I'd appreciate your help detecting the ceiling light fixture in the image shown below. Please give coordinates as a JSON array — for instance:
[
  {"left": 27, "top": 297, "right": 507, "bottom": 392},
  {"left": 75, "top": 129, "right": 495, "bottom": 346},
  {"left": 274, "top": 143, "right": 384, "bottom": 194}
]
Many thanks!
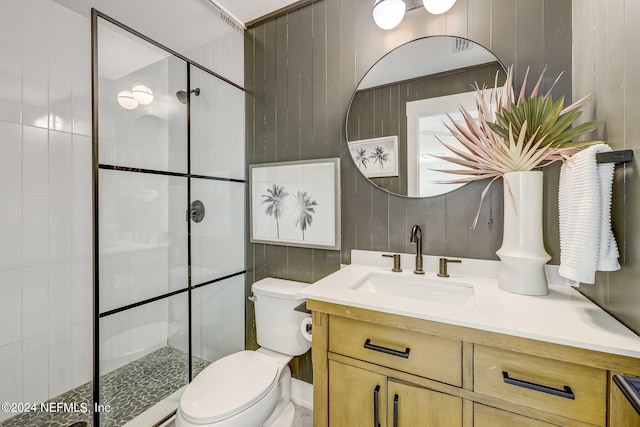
[{"left": 373, "top": 0, "right": 456, "bottom": 30}]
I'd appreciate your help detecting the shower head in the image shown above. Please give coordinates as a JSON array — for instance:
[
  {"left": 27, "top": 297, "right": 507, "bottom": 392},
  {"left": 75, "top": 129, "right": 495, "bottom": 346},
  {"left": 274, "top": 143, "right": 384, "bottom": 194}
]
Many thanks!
[
  {"left": 176, "top": 88, "right": 201, "bottom": 104},
  {"left": 176, "top": 90, "right": 188, "bottom": 104}
]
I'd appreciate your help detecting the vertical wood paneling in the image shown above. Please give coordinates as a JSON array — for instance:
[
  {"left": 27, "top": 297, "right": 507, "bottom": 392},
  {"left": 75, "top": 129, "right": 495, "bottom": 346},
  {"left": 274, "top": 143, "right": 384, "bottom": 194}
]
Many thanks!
[
  {"left": 424, "top": 197, "right": 447, "bottom": 255},
  {"left": 572, "top": 0, "right": 595, "bottom": 122},
  {"left": 371, "top": 187, "right": 390, "bottom": 252},
  {"left": 543, "top": 163, "right": 561, "bottom": 263},
  {"left": 264, "top": 21, "right": 278, "bottom": 162},
  {"left": 275, "top": 16, "right": 289, "bottom": 161},
  {"left": 354, "top": 179, "right": 373, "bottom": 250},
  {"left": 244, "top": 31, "right": 264, "bottom": 349},
  {"left": 544, "top": 0, "right": 572, "bottom": 100},
  {"left": 298, "top": 7, "right": 314, "bottom": 160},
  {"left": 245, "top": 0, "right": 575, "bottom": 380},
  {"left": 311, "top": 0, "right": 329, "bottom": 159},
  {"left": 491, "top": 0, "right": 516, "bottom": 70},
  {"left": 445, "top": 189, "right": 470, "bottom": 258},
  {"left": 445, "top": 0, "right": 468, "bottom": 37},
  {"left": 573, "top": 0, "right": 640, "bottom": 334},
  {"left": 287, "top": 246, "right": 314, "bottom": 283},
  {"left": 467, "top": 180, "right": 495, "bottom": 259},
  {"left": 488, "top": 183, "right": 504, "bottom": 256},
  {"left": 467, "top": 0, "right": 491, "bottom": 48},
  {"left": 388, "top": 194, "right": 408, "bottom": 253},
  {"left": 615, "top": 0, "right": 640, "bottom": 332},
  {"left": 515, "top": 0, "right": 545, "bottom": 84}
]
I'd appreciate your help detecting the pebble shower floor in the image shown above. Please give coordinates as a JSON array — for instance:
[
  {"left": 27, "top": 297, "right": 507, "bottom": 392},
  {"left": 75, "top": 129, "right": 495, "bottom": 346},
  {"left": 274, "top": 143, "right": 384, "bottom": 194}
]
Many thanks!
[{"left": 0, "top": 347, "right": 209, "bottom": 427}]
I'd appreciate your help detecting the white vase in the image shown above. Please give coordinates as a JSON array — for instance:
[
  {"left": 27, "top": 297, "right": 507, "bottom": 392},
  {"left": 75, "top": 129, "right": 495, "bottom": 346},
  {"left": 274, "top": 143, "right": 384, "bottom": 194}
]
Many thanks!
[{"left": 496, "top": 171, "right": 551, "bottom": 295}]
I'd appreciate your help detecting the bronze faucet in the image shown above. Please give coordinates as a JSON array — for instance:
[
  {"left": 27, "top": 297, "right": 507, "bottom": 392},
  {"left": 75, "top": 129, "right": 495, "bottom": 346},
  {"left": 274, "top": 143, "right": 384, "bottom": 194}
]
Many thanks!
[{"left": 410, "top": 225, "right": 424, "bottom": 275}]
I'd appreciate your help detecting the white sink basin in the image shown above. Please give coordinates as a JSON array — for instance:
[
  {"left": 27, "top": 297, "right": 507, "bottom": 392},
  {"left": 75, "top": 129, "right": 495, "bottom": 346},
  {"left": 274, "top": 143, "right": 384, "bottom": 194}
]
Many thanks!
[{"left": 349, "top": 273, "right": 475, "bottom": 306}]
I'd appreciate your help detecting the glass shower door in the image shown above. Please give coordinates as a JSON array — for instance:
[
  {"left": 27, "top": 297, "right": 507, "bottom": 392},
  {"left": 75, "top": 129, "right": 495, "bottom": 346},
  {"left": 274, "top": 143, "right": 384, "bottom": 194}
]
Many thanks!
[
  {"left": 94, "top": 11, "right": 246, "bottom": 426},
  {"left": 188, "top": 65, "right": 246, "bottom": 375},
  {"left": 95, "top": 15, "right": 190, "bottom": 426}
]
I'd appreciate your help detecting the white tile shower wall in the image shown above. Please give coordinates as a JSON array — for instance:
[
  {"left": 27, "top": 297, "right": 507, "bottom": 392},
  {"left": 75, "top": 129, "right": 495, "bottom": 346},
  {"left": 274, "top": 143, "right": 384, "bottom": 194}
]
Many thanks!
[
  {"left": 99, "top": 298, "right": 175, "bottom": 375},
  {"left": 173, "top": 274, "right": 245, "bottom": 362},
  {"left": 97, "top": 54, "right": 188, "bottom": 173},
  {"left": 98, "top": 170, "right": 188, "bottom": 314},
  {"left": 182, "top": 25, "right": 244, "bottom": 89},
  {"left": 0, "top": 0, "right": 92, "bottom": 417},
  {"left": 0, "top": 343, "right": 22, "bottom": 423},
  {"left": 0, "top": 0, "right": 244, "bottom": 414},
  {"left": 190, "top": 179, "right": 245, "bottom": 283},
  {"left": 190, "top": 68, "right": 245, "bottom": 180}
]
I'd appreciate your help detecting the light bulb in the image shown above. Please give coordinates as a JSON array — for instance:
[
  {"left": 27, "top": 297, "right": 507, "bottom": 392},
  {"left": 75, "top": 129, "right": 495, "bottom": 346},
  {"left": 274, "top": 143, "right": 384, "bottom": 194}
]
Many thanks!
[
  {"left": 422, "top": 0, "right": 456, "bottom": 14},
  {"left": 131, "top": 84, "right": 154, "bottom": 105},
  {"left": 117, "top": 90, "right": 138, "bottom": 110},
  {"left": 373, "top": 0, "right": 406, "bottom": 30}
]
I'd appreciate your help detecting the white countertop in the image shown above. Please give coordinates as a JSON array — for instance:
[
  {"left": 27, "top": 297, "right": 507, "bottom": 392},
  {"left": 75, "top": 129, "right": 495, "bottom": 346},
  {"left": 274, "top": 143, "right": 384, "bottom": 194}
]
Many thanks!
[{"left": 299, "top": 251, "right": 640, "bottom": 359}]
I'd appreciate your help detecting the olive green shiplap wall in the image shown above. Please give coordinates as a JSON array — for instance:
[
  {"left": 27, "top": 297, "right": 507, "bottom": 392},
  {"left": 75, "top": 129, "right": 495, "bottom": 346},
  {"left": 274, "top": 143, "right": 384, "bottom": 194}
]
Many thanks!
[
  {"left": 245, "top": 0, "right": 573, "bottom": 382},
  {"left": 573, "top": 0, "right": 640, "bottom": 335}
]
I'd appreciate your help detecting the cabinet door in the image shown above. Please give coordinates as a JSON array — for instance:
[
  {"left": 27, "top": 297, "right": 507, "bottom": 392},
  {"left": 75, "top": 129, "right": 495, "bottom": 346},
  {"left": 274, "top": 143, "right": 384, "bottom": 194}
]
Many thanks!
[
  {"left": 387, "top": 380, "right": 462, "bottom": 427},
  {"left": 329, "top": 360, "right": 387, "bottom": 427},
  {"left": 474, "top": 403, "right": 560, "bottom": 427}
]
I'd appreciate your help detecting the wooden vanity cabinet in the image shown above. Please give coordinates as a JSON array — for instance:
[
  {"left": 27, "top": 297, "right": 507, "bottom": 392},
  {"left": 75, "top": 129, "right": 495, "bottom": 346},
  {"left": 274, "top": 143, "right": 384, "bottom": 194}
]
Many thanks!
[
  {"left": 388, "top": 379, "right": 463, "bottom": 427},
  {"left": 328, "top": 360, "right": 387, "bottom": 427},
  {"left": 309, "top": 301, "right": 640, "bottom": 427},
  {"left": 473, "top": 404, "right": 560, "bottom": 426},
  {"left": 328, "top": 360, "right": 463, "bottom": 427}
]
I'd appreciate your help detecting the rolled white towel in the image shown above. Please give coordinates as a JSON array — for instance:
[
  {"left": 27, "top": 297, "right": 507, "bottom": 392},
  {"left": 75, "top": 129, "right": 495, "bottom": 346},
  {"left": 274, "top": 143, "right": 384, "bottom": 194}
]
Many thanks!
[{"left": 558, "top": 143, "right": 620, "bottom": 285}]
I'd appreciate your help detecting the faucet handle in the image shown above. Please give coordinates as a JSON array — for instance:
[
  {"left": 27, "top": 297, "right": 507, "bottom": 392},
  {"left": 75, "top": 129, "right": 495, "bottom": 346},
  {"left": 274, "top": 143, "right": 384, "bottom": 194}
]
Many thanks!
[
  {"left": 438, "top": 258, "right": 462, "bottom": 278},
  {"left": 382, "top": 254, "right": 402, "bottom": 272}
]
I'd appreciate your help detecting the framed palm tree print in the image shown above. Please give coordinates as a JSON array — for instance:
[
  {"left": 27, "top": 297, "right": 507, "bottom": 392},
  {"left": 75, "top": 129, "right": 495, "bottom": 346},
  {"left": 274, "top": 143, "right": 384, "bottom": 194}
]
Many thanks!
[
  {"left": 348, "top": 135, "right": 399, "bottom": 178},
  {"left": 250, "top": 158, "right": 341, "bottom": 250}
]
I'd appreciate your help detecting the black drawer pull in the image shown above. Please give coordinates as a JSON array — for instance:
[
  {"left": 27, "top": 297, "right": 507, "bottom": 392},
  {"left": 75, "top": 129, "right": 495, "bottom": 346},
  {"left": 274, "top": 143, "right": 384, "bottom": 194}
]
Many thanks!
[
  {"left": 364, "top": 338, "right": 411, "bottom": 358},
  {"left": 502, "top": 371, "right": 575, "bottom": 400},
  {"left": 393, "top": 393, "right": 399, "bottom": 427},
  {"left": 373, "top": 384, "right": 381, "bottom": 427}
]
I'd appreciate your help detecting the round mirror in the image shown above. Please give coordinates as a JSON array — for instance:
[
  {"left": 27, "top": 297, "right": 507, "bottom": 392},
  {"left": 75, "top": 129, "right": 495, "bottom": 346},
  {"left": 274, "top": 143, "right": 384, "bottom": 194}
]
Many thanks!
[{"left": 346, "top": 36, "right": 506, "bottom": 198}]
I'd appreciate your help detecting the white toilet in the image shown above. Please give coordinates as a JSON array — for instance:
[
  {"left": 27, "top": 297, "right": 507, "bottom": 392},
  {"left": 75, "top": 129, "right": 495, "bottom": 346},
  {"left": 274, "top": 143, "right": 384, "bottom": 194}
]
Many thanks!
[{"left": 176, "top": 278, "right": 312, "bottom": 427}]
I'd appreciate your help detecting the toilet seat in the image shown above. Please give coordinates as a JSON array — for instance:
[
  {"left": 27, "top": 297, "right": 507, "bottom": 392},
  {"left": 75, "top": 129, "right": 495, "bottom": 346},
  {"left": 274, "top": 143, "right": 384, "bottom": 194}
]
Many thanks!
[{"left": 179, "top": 351, "right": 279, "bottom": 424}]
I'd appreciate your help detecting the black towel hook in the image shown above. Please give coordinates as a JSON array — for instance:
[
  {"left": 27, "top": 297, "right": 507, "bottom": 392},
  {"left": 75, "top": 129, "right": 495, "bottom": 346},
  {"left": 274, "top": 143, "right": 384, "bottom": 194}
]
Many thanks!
[{"left": 596, "top": 149, "right": 634, "bottom": 164}]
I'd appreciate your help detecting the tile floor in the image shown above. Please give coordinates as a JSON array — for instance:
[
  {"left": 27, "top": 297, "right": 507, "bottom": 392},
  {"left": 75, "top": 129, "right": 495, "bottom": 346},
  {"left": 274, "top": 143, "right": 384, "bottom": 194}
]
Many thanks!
[
  {"left": 162, "top": 404, "right": 313, "bottom": 427},
  {"left": 1, "top": 346, "right": 312, "bottom": 427},
  {"left": 0, "top": 347, "right": 209, "bottom": 427}
]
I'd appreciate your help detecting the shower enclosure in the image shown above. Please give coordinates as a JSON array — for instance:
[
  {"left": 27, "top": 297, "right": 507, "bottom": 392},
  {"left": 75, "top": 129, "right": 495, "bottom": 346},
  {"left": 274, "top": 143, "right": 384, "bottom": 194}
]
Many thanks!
[{"left": 92, "top": 10, "right": 245, "bottom": 426}]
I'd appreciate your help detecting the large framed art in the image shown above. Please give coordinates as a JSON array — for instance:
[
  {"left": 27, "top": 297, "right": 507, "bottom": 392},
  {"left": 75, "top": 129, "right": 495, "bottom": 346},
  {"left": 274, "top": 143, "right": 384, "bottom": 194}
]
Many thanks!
[{"left": 250, "top": 158, "right": 341, "bottom": 250}]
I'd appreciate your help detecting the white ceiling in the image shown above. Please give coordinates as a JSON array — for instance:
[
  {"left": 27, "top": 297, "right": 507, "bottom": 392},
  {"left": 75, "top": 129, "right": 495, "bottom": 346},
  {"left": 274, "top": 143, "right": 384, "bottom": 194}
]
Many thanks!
[{"left": 212, "top": 0, "right": 301, "bottom": 25}]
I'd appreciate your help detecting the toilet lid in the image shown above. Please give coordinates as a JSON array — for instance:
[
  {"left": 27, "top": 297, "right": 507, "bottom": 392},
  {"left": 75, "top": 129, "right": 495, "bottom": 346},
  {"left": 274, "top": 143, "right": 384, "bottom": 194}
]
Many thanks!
[{"left": 179, "top": 351, "right": 279, "bottom": 424}]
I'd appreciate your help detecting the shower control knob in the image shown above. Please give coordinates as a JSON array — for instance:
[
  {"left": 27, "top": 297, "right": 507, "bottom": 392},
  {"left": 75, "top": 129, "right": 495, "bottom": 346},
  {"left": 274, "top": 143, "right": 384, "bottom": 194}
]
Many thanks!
[{"left": 188, "top": 200, "right": 205, "bottom": 223}]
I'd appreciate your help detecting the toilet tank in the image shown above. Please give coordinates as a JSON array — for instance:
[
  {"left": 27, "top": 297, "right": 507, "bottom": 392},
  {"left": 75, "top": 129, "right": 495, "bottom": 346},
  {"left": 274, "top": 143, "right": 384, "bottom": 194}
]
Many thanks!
[{"left": 252, "top": 278, "right": 311, "bottom": 356}]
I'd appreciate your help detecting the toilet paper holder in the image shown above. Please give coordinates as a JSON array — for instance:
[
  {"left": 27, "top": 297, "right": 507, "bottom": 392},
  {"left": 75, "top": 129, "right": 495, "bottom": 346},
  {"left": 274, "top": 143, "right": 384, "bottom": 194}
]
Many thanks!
[
  {"left": 294, "top": 301, "right": 311, "bottom": 314},
  {"left": 300, "top": 316, "right": 313, "bottom": 342}
]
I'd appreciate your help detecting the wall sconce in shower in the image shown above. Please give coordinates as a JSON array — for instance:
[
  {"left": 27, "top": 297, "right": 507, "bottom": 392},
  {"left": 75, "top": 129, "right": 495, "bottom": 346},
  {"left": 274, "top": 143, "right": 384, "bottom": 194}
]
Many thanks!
[
  {"left": 117, "top": 90, "right": 138, "bottom": 110},
  {"left": 131, "top": 84, "right": 154, "bottom": 105},
  {"left": 116, "top": 84, "right": 154, "bottom": 110},
  {"left": 373, "top": 0, "right": 456, "bottom": 30}
]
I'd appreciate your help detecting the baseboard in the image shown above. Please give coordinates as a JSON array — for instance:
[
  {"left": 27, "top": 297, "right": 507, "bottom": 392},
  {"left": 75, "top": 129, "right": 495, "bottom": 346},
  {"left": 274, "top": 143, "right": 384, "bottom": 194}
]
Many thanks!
[{"left": 290, "top": 378, "right": 313, "bottom": 410}]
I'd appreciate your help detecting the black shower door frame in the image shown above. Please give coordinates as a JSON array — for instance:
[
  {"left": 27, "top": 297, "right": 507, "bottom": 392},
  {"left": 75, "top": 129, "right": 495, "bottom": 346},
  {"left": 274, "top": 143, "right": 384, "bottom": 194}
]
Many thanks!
[{"left": 91, "top": 9, "right": 246, "bottom": 426}]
